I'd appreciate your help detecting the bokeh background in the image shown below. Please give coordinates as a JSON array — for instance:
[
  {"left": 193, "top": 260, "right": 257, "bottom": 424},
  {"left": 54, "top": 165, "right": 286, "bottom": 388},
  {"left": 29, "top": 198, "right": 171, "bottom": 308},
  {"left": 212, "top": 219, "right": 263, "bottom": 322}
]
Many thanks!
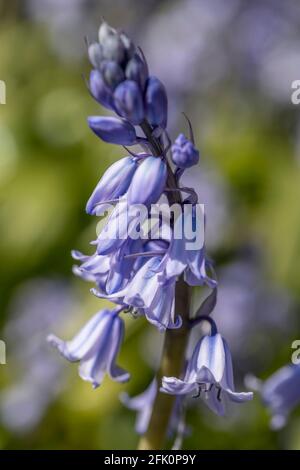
[{"left": 1, "top": 0, "right": 300, "bottom": 450}]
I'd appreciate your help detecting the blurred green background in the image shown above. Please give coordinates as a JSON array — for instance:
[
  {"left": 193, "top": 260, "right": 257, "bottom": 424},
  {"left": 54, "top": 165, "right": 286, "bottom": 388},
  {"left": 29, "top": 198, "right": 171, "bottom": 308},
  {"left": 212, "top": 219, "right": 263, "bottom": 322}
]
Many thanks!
[{"left": 0, "top": 0, "right": 300, "bottom": 450}]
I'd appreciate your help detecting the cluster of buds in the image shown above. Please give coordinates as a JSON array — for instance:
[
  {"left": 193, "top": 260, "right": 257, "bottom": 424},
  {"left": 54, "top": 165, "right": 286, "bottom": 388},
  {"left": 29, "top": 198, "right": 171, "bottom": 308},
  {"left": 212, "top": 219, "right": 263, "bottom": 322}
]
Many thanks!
[{"left": 88, "top": 22, "right": 167, "bottom": 135}]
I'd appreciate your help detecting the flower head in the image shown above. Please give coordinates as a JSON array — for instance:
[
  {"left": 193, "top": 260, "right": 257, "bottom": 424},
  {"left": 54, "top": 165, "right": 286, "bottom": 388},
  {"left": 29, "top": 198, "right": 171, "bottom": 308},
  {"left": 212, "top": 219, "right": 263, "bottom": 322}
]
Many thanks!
[{"left": 48, "top": 19, "right": 248, "bottom": 445}]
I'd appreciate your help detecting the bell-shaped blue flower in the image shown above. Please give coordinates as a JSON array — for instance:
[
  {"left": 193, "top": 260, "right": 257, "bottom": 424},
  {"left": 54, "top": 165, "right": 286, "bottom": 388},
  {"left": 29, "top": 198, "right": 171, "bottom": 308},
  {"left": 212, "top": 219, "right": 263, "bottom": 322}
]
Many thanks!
[
  {"left": 86, "top": 157, "right": 138, "bottom": 215},
  {"left": 120, "top": 379, "right": 157, "bottom": 434},
  {"left": 105, "top": 238, "right": 143, "bottom": 295},
  {"left": 95, "top": 198, "right": 148, "bottom": 256},
  {"left": 246, "top": 365, "right": 300, "bottom": 430},
  {"left": 123, "top": 256, "right": 181, "bottom": 331},
  {"left": 161, "top": 330, "right": 253, "bottom": 415},
  {"left": 144, "top": 76, "right": 168, "bottom": 128},
  {"left": 171, "top": 134, "right": 199, "bottom": 169},
  {"left": 157, "top": 205, "right": 216, "bottom": 288},
  {"left": 89, "top": 70, "right": 115, "bottom": 110},
  {"left": 88, "top": 116, "right": 137, "bottom": 145},
  {"left": 127, "top": 157, "right": 167, "bottom": 207},
  {"left": 114, "top": 80, "right": 145, "bottom": 125},
  {"left": 47, "top": 308, "right": 129, "bottom": 388}
]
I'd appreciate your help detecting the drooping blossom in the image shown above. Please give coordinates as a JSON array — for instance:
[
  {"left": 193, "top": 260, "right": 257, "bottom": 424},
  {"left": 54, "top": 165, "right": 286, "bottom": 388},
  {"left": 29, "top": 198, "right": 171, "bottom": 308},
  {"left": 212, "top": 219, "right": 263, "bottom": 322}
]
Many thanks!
[
  {"left": 246, "top": 365, "right": 300, "bottom": 430},
  {"left": 48, "top": 308, "right": 129, "bottom": 388},
  {"left": 162, "top": 321, "right": 253, "bottom": 415}
]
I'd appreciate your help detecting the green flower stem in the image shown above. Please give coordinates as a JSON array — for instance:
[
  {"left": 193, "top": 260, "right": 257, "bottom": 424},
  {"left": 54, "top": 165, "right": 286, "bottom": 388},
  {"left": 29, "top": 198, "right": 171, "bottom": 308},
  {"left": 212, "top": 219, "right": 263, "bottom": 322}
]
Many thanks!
[{"left": 138, "top": 278, "right": 191, "bottom": 450}]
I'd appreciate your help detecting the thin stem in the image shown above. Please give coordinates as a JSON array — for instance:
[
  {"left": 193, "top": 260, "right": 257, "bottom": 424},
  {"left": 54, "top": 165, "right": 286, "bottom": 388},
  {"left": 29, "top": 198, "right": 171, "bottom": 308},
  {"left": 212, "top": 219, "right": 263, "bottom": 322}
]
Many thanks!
[
  {"left": 138, "top": 279, "right": 190, "bottom": 450},
  {"left": 137, "top": 120, "right": 191, "bottom": 450},
  {"left": 189, "top": 315, "right": 218, "bottom": 335}
]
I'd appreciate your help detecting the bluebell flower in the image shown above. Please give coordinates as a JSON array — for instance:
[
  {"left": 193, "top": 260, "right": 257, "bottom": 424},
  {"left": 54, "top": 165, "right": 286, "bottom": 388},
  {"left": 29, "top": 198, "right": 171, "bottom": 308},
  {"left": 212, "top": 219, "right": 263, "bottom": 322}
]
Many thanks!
[
  {"left": 95, "top": 198, "right": 148, "bottom": 256},
  {"left": 122, "top": 256, "right": 181, "bottom": 331},
  {"left": 86, "top": 157, "right": 138, "bottom": 215},
  {"left": 90, "top": 255, "right": 181, "bottom": 332},
  {"left": 127, "top": 156, "right": 167, "bottom": 207},
  {"left": 157, "top": 205, "right": 216, "bottom": 288},
  {"left": 48, "top": 309, "right": 129, "bottom": 388},
  {"left": 246, "top": 365, "right": 300, "bottom": 430},
  {"left": 120, "top": 379, "right": 157, "bottom": 434},
  {"left": 162, "top": 330, "right": 253, "bottom": 415},
  {"left": 171, "top": 134, "right": 199, "bottom": 169},
  {"left": 49, "top": 20, "right": 242, "bottom": 443},
  {"left": 105, "top": 238, "right": 144, "bottom": 295},
  {"left": 145, "top": 76, "right": 168, "bottom": 128},
  {"left": 114, "top": 80, "right": 144, "bottom": 125},
  {"left": 88, "top": 116, "right": 137, "bottom": 145}
]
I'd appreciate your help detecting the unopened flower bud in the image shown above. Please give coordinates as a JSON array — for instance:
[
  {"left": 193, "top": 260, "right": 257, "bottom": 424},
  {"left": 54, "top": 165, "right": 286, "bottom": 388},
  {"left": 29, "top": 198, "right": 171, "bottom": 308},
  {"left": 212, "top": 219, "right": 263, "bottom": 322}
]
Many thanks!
[
  {"left": 144, "top": 76, "right": 168, "bottom": 128},
  {"left": 127, "top": 156, "right": 167, "bottom": 206},
  {"left": 98, "top": 22, "right": 117, "bottom": 45},
  {"left": 171, "top": 134, "right": 199, "bottom": 168},
  {"left": 88, "top": 116, "right": 137, "bottom": 145},
  {"left": 89, "top": 69, "right": 114, "bottom": 110},
  {"left": 102, "top": 34, "right": 126, "bottom": 64},
  {"left": 125, "top": 54, "right": 148, "bottom": 90},
  {"left": 86, "top": 157, "right": 138, "bottom": 215},
  {"left": 114, "top": 80, "right": 144, "bottom": 125},
  {"left": 101, "top": 60, "right": 125, "bottom": 89},
  {"left": 88, "top": 42, "right": 103, "bottom": 69}
]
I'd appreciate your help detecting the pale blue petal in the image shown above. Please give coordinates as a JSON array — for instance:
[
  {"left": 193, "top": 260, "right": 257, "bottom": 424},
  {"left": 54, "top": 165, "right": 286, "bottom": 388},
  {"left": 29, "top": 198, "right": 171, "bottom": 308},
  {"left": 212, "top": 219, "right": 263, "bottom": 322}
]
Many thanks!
[
  {"left": 225, "top": 389, "right": 253, "bottom": 403},
  {"left": 86, "top": 157, "right": 137, "bottom": 215},
  {"left": 47, "top": 310, "right": 112, "bottom": 362},
  {"left": 107, "top": 317, "right": 130, "bottom": 383},
  {"left": 196, "top": 334, "right": 225, "bottom": 384},
  {"left": 202, "top": 387, "right": 225, "bottom": 416},
  {"left": 161, "top": 377, "right": 196, "bottom": 395}
]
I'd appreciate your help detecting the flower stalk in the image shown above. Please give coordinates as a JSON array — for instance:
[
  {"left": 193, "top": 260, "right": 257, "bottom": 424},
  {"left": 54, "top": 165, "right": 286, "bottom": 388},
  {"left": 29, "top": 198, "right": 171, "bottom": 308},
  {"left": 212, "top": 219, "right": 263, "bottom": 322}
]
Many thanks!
[
  {"left": 48, "top": 21, "right": 253, "bottom": 451},
  {"left": 138, "top": 278, "right": 191, "bottom": 450}
]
